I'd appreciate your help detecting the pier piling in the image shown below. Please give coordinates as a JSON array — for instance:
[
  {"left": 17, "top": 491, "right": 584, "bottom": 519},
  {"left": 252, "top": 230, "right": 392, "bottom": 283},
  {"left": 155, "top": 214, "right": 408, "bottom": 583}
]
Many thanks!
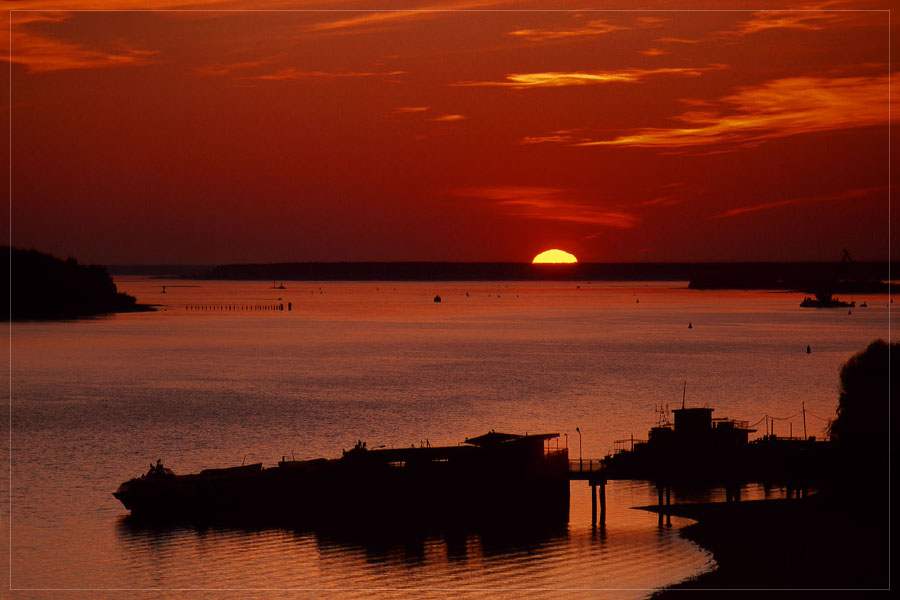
[
  {"left": 657, "top": 483, "right": 665, "bottom": 528},
  {"left": 599, "top": 480, "right": 606, "bottom": 524}
]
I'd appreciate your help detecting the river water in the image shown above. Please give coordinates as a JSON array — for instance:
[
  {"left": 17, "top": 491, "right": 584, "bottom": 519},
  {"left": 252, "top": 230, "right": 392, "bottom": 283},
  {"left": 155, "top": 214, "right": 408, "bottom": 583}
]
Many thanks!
[{"left": 2, "top": 279, "right": 890, "bottom": 597}]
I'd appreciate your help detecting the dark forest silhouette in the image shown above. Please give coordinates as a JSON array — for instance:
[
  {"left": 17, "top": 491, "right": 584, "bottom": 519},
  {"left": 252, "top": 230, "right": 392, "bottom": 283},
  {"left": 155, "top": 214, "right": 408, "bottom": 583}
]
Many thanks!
[
  {"left": 4, "top": 247, "right": 152, "bottom": 319},
  {"left": 827, "top": 339, "right": 895, "bottom": 497}
]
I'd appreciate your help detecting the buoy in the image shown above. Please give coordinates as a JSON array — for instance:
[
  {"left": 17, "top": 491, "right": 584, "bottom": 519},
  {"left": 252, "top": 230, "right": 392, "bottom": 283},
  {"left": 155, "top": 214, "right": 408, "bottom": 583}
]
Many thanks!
[
  {"left": 806, "top": 345, "right": 811, "bottom": 354},
  {"left": 848, "top": 309, "right": 852, "bottom": 315},
  {"left": 434, "top": 295, "right": 442, "bottom": 303},
  {"left": 688, "top": 321, "right": 693, "bottom": 329}
]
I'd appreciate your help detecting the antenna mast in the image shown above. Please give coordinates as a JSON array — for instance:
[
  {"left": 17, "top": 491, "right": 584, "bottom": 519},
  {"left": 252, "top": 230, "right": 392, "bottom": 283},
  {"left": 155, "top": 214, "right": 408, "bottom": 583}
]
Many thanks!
[{"left": 802, "top": 402, "right": 808, "bottom": 439}]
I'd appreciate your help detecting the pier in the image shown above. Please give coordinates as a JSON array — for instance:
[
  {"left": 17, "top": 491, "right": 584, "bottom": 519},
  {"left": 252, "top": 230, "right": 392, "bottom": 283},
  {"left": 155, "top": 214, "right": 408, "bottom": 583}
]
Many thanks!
[
  {"left": 185, "top": 303, "right": 288, "bottom": 311},
  {"left": 568, "top": 460, "right": 607, "bottom": 526},
  {"left": 566, "top": 406, "right": 831, "bottom": 528}
]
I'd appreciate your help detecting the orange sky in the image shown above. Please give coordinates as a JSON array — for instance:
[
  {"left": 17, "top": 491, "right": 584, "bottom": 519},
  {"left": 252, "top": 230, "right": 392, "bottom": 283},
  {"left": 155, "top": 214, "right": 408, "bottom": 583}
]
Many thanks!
[{"left": 3, "top": 1, "right": 897, "bottom": 263}]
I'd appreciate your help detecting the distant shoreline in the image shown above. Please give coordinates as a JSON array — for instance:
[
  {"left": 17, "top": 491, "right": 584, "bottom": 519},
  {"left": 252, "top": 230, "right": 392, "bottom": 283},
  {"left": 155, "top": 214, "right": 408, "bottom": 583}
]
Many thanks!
[{"left": 109, "top": 261, "right": 892, "bottom": 290}]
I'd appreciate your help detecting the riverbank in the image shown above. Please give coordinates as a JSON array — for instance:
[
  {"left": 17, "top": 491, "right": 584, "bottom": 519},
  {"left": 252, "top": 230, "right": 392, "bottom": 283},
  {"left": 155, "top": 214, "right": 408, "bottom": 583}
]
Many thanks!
[
  {"left": 5, "top": 247, "right": 154, "bottom": 319},
  {"left": 645, "top": 493, "right": 889, "bottom": 597}
]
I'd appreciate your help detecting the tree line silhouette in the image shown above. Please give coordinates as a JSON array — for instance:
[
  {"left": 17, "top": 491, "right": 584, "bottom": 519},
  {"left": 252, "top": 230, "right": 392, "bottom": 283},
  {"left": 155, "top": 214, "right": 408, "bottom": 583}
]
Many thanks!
[{"left": 4, "top": 247, "right": 151, "bottom": 320}]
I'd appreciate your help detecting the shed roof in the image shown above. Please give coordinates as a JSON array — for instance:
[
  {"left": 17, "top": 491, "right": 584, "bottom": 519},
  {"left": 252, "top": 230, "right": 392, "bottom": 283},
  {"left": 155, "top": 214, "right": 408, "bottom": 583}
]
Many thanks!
[{"left": 463, "top": 431, "right": 559, "bottom": 446}]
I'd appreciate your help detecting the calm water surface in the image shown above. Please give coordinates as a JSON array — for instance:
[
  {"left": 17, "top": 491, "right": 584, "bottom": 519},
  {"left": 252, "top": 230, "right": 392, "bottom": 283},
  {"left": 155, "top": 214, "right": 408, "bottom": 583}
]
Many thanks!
[{"left": 1, "top": 280, "right": 890, "bottom": 597}]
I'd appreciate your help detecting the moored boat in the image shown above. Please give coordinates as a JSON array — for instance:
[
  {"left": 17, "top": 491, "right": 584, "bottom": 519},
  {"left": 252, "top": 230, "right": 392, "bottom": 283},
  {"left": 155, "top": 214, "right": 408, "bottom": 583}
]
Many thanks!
[{"left": 113, "top": 432, "right": 569, "bottom": 526}]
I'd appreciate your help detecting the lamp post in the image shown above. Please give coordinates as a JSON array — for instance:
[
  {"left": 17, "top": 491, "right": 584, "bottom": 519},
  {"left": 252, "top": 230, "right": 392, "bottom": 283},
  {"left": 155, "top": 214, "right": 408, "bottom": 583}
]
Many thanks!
[{"left": 576, "top": 427, "right": 582, "bottom": 471}]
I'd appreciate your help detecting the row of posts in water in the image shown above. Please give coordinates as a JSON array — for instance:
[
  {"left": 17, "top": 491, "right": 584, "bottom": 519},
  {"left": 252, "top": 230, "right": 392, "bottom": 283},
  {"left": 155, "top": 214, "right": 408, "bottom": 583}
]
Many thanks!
[
  {"left": 185, "top": 303, "right": 291, "bottom": 311},
  {"left": 586, "top": 478, "right": 810, "bottom": 529}
]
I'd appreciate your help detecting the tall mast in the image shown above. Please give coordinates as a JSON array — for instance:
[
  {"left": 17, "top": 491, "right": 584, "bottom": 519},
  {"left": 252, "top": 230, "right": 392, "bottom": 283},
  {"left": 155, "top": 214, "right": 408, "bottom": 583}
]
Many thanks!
[{"left": 802, "top": 402, "right": 808, "bottom": 439}]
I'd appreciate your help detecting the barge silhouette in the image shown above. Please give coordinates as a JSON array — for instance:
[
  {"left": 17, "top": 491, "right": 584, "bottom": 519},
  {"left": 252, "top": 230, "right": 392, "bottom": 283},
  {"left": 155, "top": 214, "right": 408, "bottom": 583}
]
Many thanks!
[{"left": 114, "top": 431, "right": 569, "bottom": 525}]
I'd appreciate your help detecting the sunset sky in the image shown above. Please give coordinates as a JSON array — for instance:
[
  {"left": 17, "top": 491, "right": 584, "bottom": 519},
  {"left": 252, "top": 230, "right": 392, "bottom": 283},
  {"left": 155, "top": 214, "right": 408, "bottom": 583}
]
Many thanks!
[{"left": 3, "top": 1, "right": 897, "bottom": 264}]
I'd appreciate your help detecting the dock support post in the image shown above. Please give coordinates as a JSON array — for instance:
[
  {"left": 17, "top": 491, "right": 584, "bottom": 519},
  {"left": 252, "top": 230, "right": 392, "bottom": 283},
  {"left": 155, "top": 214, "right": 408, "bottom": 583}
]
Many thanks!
[
  {"left": 657, "top": 483, "right": 664, "bottom": 528},
  {"left": 599, "top": 480, "right": 606, "bottom": 525},
  {"left": 665, "top": 485, "right": 672, "bottom": 527},
  {"left": 591, "top": 483, "right": 597, "bottom": 526}
]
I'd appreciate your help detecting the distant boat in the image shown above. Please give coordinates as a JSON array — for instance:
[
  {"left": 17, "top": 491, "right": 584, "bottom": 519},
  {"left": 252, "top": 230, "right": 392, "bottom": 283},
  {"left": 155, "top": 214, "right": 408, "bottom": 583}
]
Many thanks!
[
  {"left": 800, "top": 294, "right": 854, "bottom": 308},
  {"left": 799, "top": 250, "right": 856, "bottom": 308},
  {"left": 434, "top": 295, "right": 442, "bottom": 303},
  {"left": 860, "top": 301, "right": 868, "bottom": 307},
  {"left": 271, "top": 281, "right": 286, "bottom": 290}
]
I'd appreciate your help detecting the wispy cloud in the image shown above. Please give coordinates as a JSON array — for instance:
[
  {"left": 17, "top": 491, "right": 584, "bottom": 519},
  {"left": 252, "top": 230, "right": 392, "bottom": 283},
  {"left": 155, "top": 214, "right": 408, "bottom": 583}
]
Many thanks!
[
  {"left": 10, "top": 13, "right": 71, "bottom": 26},
  {"left": 12, "top": 37, "right": 157, "bottom": 73},
  {"left": 305, "top": 10, "right": 428, "bottom": 33},
  {"left": 245, "top": 68, "right": 405, "bottom": 81},
  {"left": 195, "top": 60, "right": 268, "bottom": 77},
  {"left": 574, "top": 75, "right": 893, "bottom": 149},
  {"left": 640, "top": 48, "right": 669, "bottom": 57},
  {"left": 431, "top": 113, "right": 466, "bottom": 122},
  {"left": 656, "top": 37, "right": 701, "bottom": 44},
  {"left": 508, "top": 19, "right": 626, "bottom": 42},
  {"left": 521, "top": 130, "right": 591, "bottom": 145},
  {"left": 638, "top": 195, "right": 684, "bottom": 208},
  {"left": 636, "top": 16, "right": 668, "bottom": 28},
  {"left": 302, "top": 0, "right": 496, "bottom": 35},
  {"left": 394, "top": 106, "right": 430, "bottom": 113},
  {"left": 678, "top": 98, "right": 715, "bottom": 107},
  {"left": 197, "top": 59, "right": 405, "bottom": 82},
  {"left": 721, "top": 7, "right": 852, "bottom": 37},
  {"left": 710, "top": 186, "right": 886, "bottom": 219},
  {"left": 10, "top": 15, "right": 157, "bottom": 73},
  {"left": 454, "top": 65, "right": 725, "bottom": 89},
  {"left": 453, "top": 186, "right": 638, "bottom": 228}
]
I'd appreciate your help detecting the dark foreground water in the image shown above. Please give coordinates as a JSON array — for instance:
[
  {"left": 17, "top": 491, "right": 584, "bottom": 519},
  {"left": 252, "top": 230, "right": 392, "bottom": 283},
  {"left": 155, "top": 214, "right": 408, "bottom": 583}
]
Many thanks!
[{"left": 2, "top": 280, "right": 889, "bottom": 597}]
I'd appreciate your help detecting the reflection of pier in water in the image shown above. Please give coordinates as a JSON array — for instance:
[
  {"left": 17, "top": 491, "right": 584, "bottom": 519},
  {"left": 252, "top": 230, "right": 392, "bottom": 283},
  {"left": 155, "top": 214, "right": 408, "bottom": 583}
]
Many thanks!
[
  {"left": 111, "top": 477, "right": 717, "bottom": 594},
  {"left": 116, "top": 513, "right": 570, "bottom": 568}
]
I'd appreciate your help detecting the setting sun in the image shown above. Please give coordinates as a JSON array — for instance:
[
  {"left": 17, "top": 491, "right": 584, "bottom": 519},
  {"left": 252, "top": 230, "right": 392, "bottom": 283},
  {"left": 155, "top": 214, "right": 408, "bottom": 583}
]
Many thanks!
[{"left": 532, "top": 249, "right": 578, "bottom": 264}]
